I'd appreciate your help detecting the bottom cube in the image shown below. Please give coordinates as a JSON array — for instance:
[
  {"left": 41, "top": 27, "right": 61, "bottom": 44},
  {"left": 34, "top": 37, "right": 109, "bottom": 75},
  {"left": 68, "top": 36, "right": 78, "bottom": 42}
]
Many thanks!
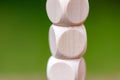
[{"left": 47, "top": 57, "right": 86, "bottom": 80}]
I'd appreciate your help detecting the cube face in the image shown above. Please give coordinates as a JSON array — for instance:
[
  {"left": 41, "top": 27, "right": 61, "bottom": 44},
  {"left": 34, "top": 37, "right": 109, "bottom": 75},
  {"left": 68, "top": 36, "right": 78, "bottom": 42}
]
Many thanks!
[
  {"left": 46, "top": 0, "right": 89, "bottom": 26},
  {"left": 49, "top": 24, "right": 87, "bottom": 59},
  {"left": 46, "top": 0, "right": 63, "bottom": 23},
  {"left": 47, "top": 57, "right": 86, "bottom": 80},
  {"left": 67, "top": 0, "right": 89, "bottom": 24},
  {"left": 48, "top": 63, "right": 75, "bottom": 80},
  {"left": 78, "top": 58, "right": 86, "bottom": 80}
]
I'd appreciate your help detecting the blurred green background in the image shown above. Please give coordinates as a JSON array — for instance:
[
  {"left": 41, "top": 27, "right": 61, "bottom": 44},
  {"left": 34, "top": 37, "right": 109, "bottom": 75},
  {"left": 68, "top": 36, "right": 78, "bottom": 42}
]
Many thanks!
[{"left": 0, "top": 0, "right": 120, "bottom": 79}]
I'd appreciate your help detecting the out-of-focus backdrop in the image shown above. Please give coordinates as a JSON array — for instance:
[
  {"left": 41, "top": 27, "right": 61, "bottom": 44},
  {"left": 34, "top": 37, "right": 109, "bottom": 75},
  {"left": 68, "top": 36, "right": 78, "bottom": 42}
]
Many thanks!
[{"left": 0, "top": 0, "right": 120, "bottom": 80}]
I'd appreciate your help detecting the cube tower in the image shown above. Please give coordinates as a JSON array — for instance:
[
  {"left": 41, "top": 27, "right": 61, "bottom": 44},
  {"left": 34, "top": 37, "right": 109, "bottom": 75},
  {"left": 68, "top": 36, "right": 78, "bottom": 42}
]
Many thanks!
[{"left": 46, "top": 0, "right": 89, "bottom": 80}]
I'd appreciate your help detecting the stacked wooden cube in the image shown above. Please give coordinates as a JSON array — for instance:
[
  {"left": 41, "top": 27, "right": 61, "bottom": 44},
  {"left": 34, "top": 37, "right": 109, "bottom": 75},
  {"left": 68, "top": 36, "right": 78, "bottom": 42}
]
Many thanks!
[{"left": 46, "top": 0, "right": 89, "bottom": 80}]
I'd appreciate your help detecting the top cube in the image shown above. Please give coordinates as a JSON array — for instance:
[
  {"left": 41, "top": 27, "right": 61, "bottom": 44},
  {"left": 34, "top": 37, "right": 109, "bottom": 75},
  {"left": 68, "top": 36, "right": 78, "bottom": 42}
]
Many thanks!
[{"left": 46, "top": 0, "right": 89, "bottom": 26}]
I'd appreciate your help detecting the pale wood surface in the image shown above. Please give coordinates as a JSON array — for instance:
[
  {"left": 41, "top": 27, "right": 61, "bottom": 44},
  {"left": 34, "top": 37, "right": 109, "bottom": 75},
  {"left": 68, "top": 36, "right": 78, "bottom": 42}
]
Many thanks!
[
  {"left": 49, "top": 24, "right": 87, "bottom": 59},
  {"left": 47, "top": 56, "right": 86, "bottom": 80},
  {"left": 78, "top": 58, "right": 86, "bottom": 80},
  {"left": 46, "top": 0, "right": 89, "bottom": 26}
]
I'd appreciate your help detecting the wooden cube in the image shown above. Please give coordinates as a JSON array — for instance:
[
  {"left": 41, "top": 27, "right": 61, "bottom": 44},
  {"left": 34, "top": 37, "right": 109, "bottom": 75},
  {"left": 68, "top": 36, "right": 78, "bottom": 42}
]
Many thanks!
[
  {"left": 47, "top": 56, "right": 86, "bottom": 80},
  {"left": 46, "top": 0, "right": 89, "bottom": 26},
  {"left": 49, "top": 24, "right": 87, "bottom": 59}
]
